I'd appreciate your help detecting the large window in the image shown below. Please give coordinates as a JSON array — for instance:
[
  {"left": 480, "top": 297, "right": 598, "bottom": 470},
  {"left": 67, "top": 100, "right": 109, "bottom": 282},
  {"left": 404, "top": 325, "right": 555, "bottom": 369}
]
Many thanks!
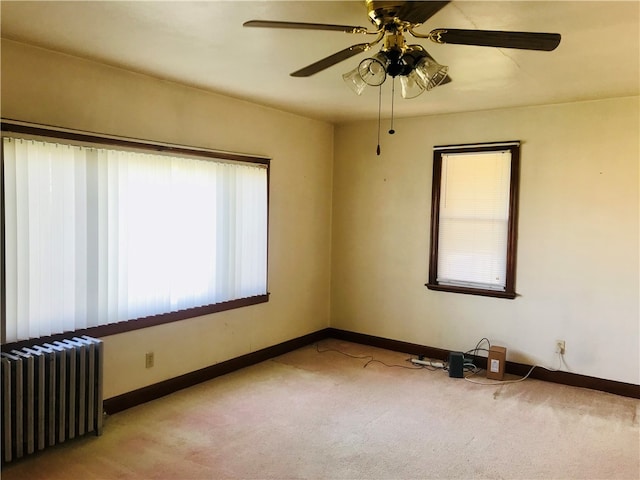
[
  {"left": 427, "top": 141, "right": 520, "bottom": 298},
  {"left": 2, "top": 122, "right": 269, "bottom": 344}
]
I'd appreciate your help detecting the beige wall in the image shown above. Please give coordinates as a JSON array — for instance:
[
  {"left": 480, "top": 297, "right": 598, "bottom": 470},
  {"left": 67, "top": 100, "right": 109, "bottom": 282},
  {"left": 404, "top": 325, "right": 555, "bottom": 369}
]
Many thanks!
[
  {"left": 3, "top": 39, "right": 639, "bottom": 392},
  {"left": 332, "top": 97, "right": 640, "bottom": 385},
  {"left": 1, "top": 40, "right": 334, "bottom": 398}
]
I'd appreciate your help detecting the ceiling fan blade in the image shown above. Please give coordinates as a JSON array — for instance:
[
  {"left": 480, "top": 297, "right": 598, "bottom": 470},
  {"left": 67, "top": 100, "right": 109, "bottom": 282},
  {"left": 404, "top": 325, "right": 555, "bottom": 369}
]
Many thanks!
[
  {"left": 243, "top": 20, "right": 369, "bottom": 34},
  {"left": 397, "top": 1, "right": 451, "bottom": 25},
  {"left": 291, "top": 43, "right": 370, "bottom": 77},
  {"left": 431, "top": 29, "right": 561, "bottom": 51}
]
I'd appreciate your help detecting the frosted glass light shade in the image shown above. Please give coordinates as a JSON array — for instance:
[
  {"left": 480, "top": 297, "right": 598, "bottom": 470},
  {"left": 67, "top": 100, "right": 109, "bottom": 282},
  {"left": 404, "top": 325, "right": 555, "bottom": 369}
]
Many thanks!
[
  {"left": 414, "top": 56, "right": 449, "bottom": 90},
  {"left": 358, "top": 53, "right": 387, "bottom": 86},
  {"left": 343, "top": 53, "right": 388, "bottom": 95},
  {"left": 400, "top": 72, "right": 426, "bottom": 98},
  {"left": 342, "top": 67, "right": 368, "bottom": 95}
]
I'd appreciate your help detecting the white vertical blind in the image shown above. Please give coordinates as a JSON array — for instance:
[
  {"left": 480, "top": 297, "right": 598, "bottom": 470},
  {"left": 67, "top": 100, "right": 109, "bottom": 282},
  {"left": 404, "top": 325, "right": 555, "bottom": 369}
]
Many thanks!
[
  {"left": 437, "top": 150, "right": 511, "bottom": 290},
  {"left": 3, "top": 137, "right": 268, "bottom": 343}
]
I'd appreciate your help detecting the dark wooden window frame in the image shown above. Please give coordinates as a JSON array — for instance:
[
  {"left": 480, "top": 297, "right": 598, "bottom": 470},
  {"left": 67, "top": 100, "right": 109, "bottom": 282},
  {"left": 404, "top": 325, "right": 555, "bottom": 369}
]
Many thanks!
[
  {"left": 1, "top": 119, "right": 270, "bottom": 349},
  {"left": 426, "top": 141, "right": 520, "bottom": 299}
]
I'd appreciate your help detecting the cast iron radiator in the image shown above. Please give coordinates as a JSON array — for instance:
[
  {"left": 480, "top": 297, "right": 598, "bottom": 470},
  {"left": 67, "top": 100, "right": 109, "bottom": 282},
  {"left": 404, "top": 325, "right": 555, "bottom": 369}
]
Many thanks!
[{"left": 1, "top": 335, "right": 104, "bottom": 463}]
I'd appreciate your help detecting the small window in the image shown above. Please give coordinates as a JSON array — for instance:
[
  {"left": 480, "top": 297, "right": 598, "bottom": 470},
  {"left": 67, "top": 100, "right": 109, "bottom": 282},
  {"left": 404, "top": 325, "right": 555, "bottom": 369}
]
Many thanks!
[{"left": 427, "top": 141, "right": 520, "bottom": 298}]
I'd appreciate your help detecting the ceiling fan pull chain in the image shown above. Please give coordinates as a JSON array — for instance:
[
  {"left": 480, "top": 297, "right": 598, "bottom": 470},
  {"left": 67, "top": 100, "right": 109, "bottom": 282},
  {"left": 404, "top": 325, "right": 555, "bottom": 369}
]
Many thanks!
[
  {"left": 389, "top": 78, "right": 396, "bottom": 135},
  {"left": 376, "top": 84, "right": 382, "bottom": 156}
]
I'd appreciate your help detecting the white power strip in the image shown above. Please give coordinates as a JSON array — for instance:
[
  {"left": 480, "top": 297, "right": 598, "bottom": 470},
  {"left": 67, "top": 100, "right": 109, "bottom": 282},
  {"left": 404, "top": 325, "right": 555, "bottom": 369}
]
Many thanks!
[{"left": 411, "top": 358, "right": 445, "bottom": 369}]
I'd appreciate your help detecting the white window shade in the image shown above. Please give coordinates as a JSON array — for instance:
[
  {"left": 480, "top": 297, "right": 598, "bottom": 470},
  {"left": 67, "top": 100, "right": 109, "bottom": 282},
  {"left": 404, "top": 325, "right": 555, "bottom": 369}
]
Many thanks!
[
  {"left": 436, "top": 150, "right": 512, "bottom": 291},
  {"left": 3, "top": 137, "right": 268, "bottom": 343}
]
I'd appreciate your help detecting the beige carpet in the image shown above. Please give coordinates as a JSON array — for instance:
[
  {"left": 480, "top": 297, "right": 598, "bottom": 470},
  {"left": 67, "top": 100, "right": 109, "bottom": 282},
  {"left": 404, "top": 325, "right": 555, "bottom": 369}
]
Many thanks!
[{"left": 2, "top": 339, "right": 639, "bottom": 479}]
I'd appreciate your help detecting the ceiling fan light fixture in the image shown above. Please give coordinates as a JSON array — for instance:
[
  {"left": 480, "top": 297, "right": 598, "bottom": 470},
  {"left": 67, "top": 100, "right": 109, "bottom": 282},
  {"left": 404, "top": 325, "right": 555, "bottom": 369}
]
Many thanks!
[
  {"left": 343, "top": 52, "right": 388, "bottom": 95},
  {"left": 413, "top": 56, "right": 449, "bottom": 90},
  {"left": 400, "top": 72, "right": 426, "bottom": 99},
  {"left": 358, "top": 53, "right": 388, "bottom": 86},
  {"left": 342, "top": 66, "right": 369, "bottom": 95}
]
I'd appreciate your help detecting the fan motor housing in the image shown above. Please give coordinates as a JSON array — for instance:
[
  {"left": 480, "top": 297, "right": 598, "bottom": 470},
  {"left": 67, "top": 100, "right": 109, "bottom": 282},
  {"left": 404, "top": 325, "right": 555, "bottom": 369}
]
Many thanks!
[{"left": 366, "top": 0, "right": 408, "bottom": 27}]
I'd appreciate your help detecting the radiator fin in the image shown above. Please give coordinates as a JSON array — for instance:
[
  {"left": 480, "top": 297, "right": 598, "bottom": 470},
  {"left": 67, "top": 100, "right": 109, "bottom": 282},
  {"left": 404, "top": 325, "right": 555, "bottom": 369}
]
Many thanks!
[{"left": 1, "top": 336, "right": 104, "bottom": 463}]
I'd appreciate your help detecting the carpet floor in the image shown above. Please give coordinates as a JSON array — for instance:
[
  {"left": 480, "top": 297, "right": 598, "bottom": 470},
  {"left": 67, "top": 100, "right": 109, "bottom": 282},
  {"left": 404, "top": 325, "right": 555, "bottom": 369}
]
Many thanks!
[{"left": 2, "top": 339, "right": 639, "bottom": 479}]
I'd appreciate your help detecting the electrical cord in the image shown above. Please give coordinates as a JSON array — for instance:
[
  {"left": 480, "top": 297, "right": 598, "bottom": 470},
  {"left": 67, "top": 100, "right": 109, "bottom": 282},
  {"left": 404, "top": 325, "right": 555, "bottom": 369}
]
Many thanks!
[
  {"left": 465, "top": 337, "right": 491, "bottom": 365},
  {"left": 470, "top": 337, "right": 491, "bottom": 353},
  {"left": 315, "top": 337, "right": 567, "bottom": 385},
  {"left": 364, "top": 358, "right": 424, "bottom": 370},
  {"left": 315, "top": 343, "right": 373, "bottom": 362},
  {"left": 411, "top": 356, "right": 446, "bottom": 371},
  {"left": 315, "top": 343, "right": 425, "bottom": 370},
  {"left": 463, "top": 346, "right": 566, "bottom": 385},
  {"left": 421, "top": 360, "right": 446, "bottom": 371},
  {"left": 465, "top": 363, "right": 546, "bottom": 385}
]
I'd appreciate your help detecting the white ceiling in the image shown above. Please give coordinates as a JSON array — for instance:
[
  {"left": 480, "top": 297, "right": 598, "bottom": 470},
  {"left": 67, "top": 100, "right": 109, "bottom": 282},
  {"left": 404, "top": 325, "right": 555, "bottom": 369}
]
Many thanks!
[{"left": 1, "top": 1, "right": 638, "bottom": 123}]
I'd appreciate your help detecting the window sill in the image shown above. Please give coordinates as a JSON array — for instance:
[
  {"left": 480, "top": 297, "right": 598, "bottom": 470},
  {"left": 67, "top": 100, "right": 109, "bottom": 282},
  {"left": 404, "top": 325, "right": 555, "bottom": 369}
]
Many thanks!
[
  {"left": 425, "top": 283, "right": 517, "bottom": 299},
  {"left": 1, "top": 294, "right": 269, "bottom": 351}
]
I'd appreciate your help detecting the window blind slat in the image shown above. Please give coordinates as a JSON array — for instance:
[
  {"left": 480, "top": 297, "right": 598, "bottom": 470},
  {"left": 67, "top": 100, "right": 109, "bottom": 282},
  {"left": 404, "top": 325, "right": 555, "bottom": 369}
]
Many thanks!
[
  {"left": 3, "top": 136, "right": 268, "bottom": 343},
  {"left": 437, "top": 151, "right": 511, "bottom": 290}
]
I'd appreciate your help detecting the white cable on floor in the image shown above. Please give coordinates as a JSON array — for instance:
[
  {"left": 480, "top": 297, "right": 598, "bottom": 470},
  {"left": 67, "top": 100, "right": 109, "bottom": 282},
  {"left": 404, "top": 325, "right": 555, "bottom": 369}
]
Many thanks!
[{"left": 464, "top": 352, "right": 566, "bottom": 385}]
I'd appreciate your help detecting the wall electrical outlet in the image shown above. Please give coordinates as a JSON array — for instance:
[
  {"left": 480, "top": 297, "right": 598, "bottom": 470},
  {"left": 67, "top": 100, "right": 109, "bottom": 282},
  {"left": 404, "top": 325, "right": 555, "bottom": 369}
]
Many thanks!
[
  {"left": 555, "top": 340, "right": 565, "bottom": 355},
  {"left": 145, "top": 352, "right": 154, "bottom": 368}
]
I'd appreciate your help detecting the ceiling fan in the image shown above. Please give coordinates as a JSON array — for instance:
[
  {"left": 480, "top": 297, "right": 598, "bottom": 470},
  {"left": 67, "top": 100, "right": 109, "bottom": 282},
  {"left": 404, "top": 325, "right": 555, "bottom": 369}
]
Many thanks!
[{"left": 244, "top": 0, "right": 561, "bottom": 98}]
